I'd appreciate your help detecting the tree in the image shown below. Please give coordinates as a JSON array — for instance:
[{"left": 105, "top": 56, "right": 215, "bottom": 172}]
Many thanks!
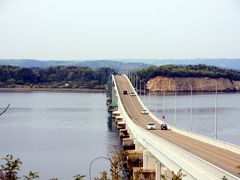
[
  {"left": 0, "top": 154, "right": 22, "bottom": 179},
  {"left": 0, "top": 65, "right": 116, "bottom": 89},
  {"left": 17, "top": 68, "right": 36, "bottom": 83}
]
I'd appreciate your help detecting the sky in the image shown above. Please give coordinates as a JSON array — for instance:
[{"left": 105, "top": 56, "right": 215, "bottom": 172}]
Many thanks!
[{"left": 0, "top": 0, "right": 240, "bottom": 60}]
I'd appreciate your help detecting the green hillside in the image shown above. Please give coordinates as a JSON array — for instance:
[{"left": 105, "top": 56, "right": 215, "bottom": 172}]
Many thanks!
[{"left": 136, "top": 64, "right": 240, "bottom": 81}]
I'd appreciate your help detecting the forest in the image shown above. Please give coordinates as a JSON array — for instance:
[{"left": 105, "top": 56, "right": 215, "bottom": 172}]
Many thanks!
[
  {"left": 1, "top": 64, "right": 240, "bottom": 89},
  {"left": 0, "top": 65, "right": 115, "bottom": 89},
  {"left": 136, "top": 64, "right": 240, "bottom": 81}
]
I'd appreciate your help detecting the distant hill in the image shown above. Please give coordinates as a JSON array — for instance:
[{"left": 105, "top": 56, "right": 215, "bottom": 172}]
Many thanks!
[
  {"left": 0, "top": 59, "right": 67, "bottom": 68},
  {"left": 0, "top": 59, "right": 149, "bottom": 72},
  {"left": 123, "top": 59, "right": 240, "bottom": 70},
  {"left": 0, "top": 59, "right": 239, "bottom": 71}
]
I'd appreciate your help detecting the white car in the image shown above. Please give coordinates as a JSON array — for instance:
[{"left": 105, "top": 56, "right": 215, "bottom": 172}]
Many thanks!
[
  {"left": 141, "top": 109, "right": 149, "bottom": 114},
  {"left": 147, "top": 123, "right": 156, "bottom": 130},
  {"left": 130, "top": 92, "right": 136, "bottom": 96}
]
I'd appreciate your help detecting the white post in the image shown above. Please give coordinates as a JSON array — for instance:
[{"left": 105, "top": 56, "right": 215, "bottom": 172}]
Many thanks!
[
  {"left": 139, "top": 79, "right": 141, "bottom": 96},
  {"left": 163, "top": 91, "right": 165, "bottom": 115},
  {"left": 135, "top": 76, "right": 138, "bottom": 90},
  {"left": 190, "top": 85, "right": 193, "bottom": 132},
  {"left": 144, "top": 81, "right": 146, "bottom": 104},
  {"left": 132, "top": 74, "right": 135, "bottom": 88},
  {"left": 148, "top": 89, "right": 151, "bottom": 109},
  {"left": 156, "top": 161, "right": 161, "bottom": 180},
  {"left": 155, "top": 91, "right": 157, "bottom": 115},
  {"left": 130, "top": 71, "right": 132, "bottom": 84},
  {"left": 215, "top": 80, "right": 218, "bottom": 139},
  {"left": 174, "top": 87, "right": 177, "bottom": 127}
]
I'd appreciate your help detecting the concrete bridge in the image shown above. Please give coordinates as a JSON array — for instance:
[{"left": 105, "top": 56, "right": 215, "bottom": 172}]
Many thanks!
[{"left": 111, "top": 74, "right": 240, "bottom": 180}]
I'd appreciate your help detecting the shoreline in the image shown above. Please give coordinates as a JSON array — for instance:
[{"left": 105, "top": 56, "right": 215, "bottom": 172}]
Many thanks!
[{"left": 0, "top": 87, "right": 106, "bottom": 93}]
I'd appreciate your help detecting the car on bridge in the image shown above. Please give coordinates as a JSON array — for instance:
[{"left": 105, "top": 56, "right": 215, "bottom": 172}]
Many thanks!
[
  {"left": 123, "top": 90, "right": 128, "bottom": 95},
  {"left": 130, "top": 92, "right": 136, "bottom": 96},
  {"left": 147, "top": 123, "right": 156, "bottom": 130},
  {"left": 141, "top": 108, "right": 149, "bottom": 114},
  {"left": 161, "top": 124, "right": 168, "bottom": 130}
]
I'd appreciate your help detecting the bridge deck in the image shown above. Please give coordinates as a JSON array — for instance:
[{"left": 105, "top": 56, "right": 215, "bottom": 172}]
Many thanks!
[{"left": 114, "top": 75, "right": 240, "bottom": 178}]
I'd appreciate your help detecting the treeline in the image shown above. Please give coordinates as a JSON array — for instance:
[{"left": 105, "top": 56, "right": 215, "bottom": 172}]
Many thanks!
[
  {"left": 0, "top": 65, "right": 115, "bottom": 89},
  {"left": 2, "top": 64, "right": 240, "bottom": 89},
  {"left": 136, "top": 64, "right": 240, "bottom": 81}
]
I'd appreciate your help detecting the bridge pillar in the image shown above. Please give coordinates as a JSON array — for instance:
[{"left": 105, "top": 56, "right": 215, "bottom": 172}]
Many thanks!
[
  {"left": 143, "top": 150, "right": 157, "bottom": 169},
  {"left": 119, "top": 129, "right": 130, "bottom": 139},
  {"left": 122, "top": 138, "right": 135, "bottom": 150},
  {"left": 117, "top": 122, "right": 126, "bottom": 130},
  {"left": 134, "top": 140, "right": 145, "bottom": 151},
  {"left": 156, "top": 161, "right": 173, "bottom": 180},
  {"left": 126, "top": 128, "right": 134, "bottom": 141},
  {"left": 156, "top": 161, "right": 161, "bottom": 180},
  {"left": 142, "top": 156, "right": 172, "bottom": 180}
]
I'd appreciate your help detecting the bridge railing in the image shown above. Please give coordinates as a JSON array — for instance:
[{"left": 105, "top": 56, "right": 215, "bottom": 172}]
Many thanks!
[{"left": 112, "top": 75, "right": 239, "bottom": 180}]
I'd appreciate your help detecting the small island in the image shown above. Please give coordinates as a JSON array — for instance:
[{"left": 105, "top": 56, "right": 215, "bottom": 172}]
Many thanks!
[{"left": 136, "top": 64, "right": 240, "bottom": 92}]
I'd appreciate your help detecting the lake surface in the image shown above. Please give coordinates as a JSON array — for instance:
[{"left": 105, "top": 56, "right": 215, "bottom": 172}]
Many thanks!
[
  {"left": 0, "top": 92, "right": 239, "bottom": 179},
  {"left": 0, "top": 92, "right": 120, "bottom": 179}
]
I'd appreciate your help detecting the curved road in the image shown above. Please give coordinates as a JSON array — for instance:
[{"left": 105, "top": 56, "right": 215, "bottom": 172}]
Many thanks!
[{"left": 114, "top": 75, "right": 240, "bottom": 178}]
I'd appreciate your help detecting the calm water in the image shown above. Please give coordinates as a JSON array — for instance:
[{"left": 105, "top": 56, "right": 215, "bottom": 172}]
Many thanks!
[
  {"left": 0, "top": 92, "right": 240, "bottom": 179},
  {"left": 0, "top": 92, "right": 120, "bottom": 179},
  {"left": 141, "top": 92, "right": 240, "bottom": 146}
]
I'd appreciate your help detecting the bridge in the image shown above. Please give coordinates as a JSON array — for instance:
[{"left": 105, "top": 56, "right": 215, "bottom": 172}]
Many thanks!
[{"left": 110, "top": 74, "right": 240, "bottom": 180}]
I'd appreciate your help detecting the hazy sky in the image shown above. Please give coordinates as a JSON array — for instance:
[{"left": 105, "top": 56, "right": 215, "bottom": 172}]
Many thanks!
[{"left": 0, "top": 0, "right": 240, "bottom": 60}]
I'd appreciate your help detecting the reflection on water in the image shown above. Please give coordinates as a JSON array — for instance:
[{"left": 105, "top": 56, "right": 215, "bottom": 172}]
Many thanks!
[
  {"left": 141, "top": 92, "right": 240, "bottom": 146},
  {"left": 0, "top": 92, "right": 120, "bottom": 179},
  {"left": 107, "top": 114, "right": 113, "bottom": 131}
]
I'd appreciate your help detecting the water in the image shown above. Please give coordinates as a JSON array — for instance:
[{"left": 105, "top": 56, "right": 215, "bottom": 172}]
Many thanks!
[
  {"left": 141, "top": 92, "right": 240, "bottom": 146},
  {"left": 0, "top": 92, "right": 120, "bottom": 179},
  {"left": 0, "top": 92, "right": 239, "bottom": 179}
]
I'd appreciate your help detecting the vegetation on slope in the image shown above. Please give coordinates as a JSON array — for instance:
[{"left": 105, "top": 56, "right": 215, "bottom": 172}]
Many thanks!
[
  {"left": 0, "top": 65, "right": 115, "bottom": 89},
  {"left": 1, "top": 64, "right": 240, "bottom": 89},
  {"left": 136, "top": 64, "right": 240, "bottom": 81}
]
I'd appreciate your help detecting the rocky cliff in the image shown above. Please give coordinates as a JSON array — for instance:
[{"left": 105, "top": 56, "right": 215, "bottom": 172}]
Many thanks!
[{"left": 146, "top": 76, "right": 240, "bottom": 92}]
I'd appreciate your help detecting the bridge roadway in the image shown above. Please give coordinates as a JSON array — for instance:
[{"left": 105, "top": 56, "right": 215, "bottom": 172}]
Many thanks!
[{"left": 114, "top": 75, "right": 240, "bottom": 178}]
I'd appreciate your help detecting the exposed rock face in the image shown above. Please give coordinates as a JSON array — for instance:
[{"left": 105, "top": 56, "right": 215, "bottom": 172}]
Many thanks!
[{"left": 146, "top": 76, "right": 240, "bottom": 92}]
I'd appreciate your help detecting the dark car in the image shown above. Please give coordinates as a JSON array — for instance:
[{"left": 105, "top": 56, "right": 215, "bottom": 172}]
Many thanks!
[
  {"left": 161, "top": 124, "right": 168, "bottom": 130},
  {"left": 123, "top": 90, "right": 128, "bottom": 95}
]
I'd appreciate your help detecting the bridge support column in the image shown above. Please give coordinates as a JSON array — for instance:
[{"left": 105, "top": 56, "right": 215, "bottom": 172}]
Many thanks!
[
  {"left": 132, "top": 150, "right": 156, "bottom": 179},
  {"left": 122, "top": 138, "right": 135, "bottom": 150},
  {"left": 134, "top": 140, "right": 145, "bottom": 151},
  {"left": 119, "top": 129, "right": 130, "bottom": 139},
  {"left": 117, "top": 122, "right": 125, "bottom": 130},
  {"left": 156, "top": 161, "right": 163, "bottom": 180},
  {"left": 143, "top": 150, "right": 157, "bottom": 169},
  {"left": 156, "top": 161, "right": 173, "bottom": 180},
  {"left": 127, "top": 129, "right": 134, "bottom": 141}
]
